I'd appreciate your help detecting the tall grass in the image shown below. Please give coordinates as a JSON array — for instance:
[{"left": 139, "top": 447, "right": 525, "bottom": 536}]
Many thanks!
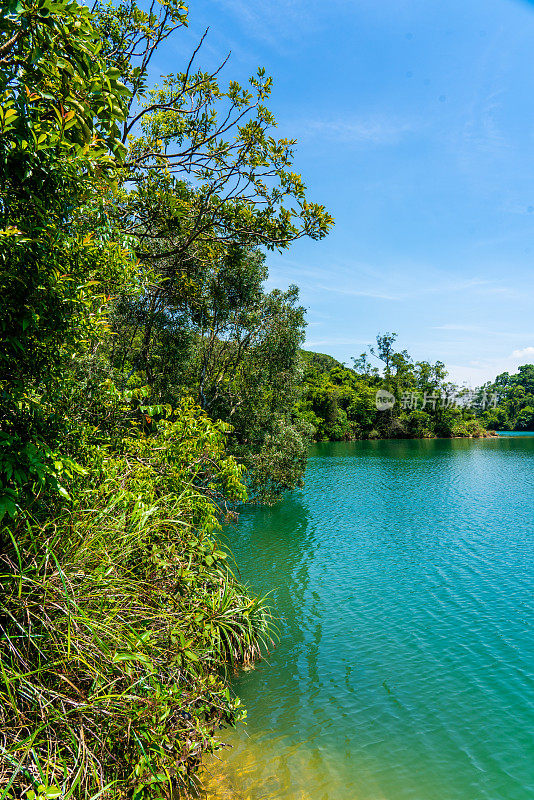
[{"left": 0, "top": 492, "right": 272, "bottom": 799}]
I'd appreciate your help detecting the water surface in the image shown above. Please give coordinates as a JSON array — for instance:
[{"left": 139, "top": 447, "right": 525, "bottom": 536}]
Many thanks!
[
  {"left": 496, "top": 431, "right": 534, "bottom": 437},
  {"left": 203, "top": 438, "right": 534, "bottom": 800}
]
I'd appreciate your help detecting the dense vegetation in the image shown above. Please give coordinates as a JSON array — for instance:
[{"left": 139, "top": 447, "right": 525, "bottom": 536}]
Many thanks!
[
  {"left": 297, "top": 335, "right": 491, "bottom": 440},
  {"left": 0, "top": 0, "right": 331, "bottom": 797},
  {"left": 477, "top": 364, "right": 534, "bottom": 431}
]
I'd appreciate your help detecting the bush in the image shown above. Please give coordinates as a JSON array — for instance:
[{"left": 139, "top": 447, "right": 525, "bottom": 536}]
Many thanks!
[{"left": 0, "top": 395, "right": 272, "bottom": 799}]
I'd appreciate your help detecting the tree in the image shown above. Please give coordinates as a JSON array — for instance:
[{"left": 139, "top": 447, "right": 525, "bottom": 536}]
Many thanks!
[
  {"left": 74, "top": 0, "right": 335, "bottom": 497},
  {"left": 479, "top": 363, "right": 534, "bottom": 430},
  {"left": 0, "top": 0, "right": 131, "bottom": 518},
  {"left": 108, "top": 245, "right": 311, "bottom": 501},
  {"left": 0, "top": 4, "right": 280, "bottom": 795},
  {"left": 369, "top": 332, "right": 398, "bottom": 381},
  {"left": 299, "top": 337, "right": 489, "bottom": 441},
  {"left": 352, "top": 351, "right": 379, "bottom": 380}
]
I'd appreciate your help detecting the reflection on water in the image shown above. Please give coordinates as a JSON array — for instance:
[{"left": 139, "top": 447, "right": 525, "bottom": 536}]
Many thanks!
[{"left": 203, "top": 439, "right": 534, "bottom": 800}]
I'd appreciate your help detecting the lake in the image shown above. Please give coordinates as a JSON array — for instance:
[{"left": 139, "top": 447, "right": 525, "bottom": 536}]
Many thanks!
[{"left": 202, "top": 438, "right": 534, "bottom": 800}]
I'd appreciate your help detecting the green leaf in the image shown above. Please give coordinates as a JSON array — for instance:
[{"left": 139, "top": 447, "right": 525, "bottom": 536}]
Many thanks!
[{"left": 183, "top": 650, "right": 200, "bottom": 662}]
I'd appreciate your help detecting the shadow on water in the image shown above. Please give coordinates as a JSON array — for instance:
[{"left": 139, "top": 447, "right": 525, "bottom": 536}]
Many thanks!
[
  {"left": 220, "top": 494, "right": 320, "bottom": 734},
  {"left": 203, "top": 438, "right": 534, "bottom": 800}
]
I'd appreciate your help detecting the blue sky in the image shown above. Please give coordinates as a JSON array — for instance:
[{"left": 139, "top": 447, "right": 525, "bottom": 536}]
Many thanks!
[{"left": 156, "top": 0, "right": 534, "bottom": 385}]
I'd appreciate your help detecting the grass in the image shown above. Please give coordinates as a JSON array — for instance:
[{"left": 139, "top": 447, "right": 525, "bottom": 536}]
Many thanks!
[{"left": 0, "top": 492, "right": 272, "bottom": 800}]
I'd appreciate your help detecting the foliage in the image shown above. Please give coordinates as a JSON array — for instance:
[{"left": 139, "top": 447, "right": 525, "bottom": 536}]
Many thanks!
[
  {"left": 476, "top": 364, "right": 534, "bottom": 431},
  {"left": 185, "top": 248, "right": 310, "bottom": 502},
  {"left": 117, "top": 66, "right": 333, "bottom": 261},
  {"left": 90, "top": 0, "right": 334, "bottom": 499},
  {"left": 0, "top": 0, "right": 130, "bottom": 382},
  {"left": 0, "top": 0, "right": 134, "bottom": 518},
  {"left": 0, "top": 397, "right": 272, "bottom": 800},
  {"left": 297, "top": 335, "right": 491, "bottom": 441},
  {"left": 1, "top": 0, "right": 331, "bottom": 795},
  {"left": 0, "top": 0, "right": 332, "bottom": 506},
  {"left": 108, "top": 246, "right": 312, "bottom": 502}
]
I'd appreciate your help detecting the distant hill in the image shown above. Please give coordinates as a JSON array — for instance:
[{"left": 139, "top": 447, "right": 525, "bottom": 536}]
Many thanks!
[
  {"left": 300, "top": 349, "right": 346, "bottom": 374},
  {"left": 297, "top": 346, "right": 490, "bottom": 441}
]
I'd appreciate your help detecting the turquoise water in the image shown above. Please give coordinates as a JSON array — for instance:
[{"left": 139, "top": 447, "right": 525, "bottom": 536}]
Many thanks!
[
  {"left": 203, "top": 438, "right": 534, "bottom": 800},
  {"left": 496, "top": 431, "right": 534, "bottom": 436}
]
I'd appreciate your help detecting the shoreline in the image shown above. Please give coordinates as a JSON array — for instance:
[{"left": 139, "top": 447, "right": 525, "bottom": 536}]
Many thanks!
[{"left": 311, "top": 431, "right": 499, "bottom": 443}]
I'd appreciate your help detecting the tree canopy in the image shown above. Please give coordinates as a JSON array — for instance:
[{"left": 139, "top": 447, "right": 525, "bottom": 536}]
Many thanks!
[{"left": 477, "top": 364, "right": 534, "bottom": 431}]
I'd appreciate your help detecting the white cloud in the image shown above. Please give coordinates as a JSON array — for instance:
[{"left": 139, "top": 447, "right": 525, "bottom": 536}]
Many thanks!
[
  {"left": 432, "top": 324, "right": 533, "bottom": 338},
  {"left": 511, "top": 346, "right": 534, "bottom": 358},
  {"left": 305, "top": 337, "right": 369, "bottom": 349},
  {"left": 446, "top": 349, "right": 534, "bottom": 385}
]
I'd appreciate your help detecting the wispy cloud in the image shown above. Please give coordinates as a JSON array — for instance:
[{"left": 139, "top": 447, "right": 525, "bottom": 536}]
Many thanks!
[
  {"left": 447, "top": 349, "right": 534, "bottom": 386},
  {"left": 305, "top": 337, "right": 370, "bottom": 349},
  {"left": 212, "top": 0, "right": 321, "bottom": 48},
  {"left": 433, "top": 324, "right": 485, "bottom": 332},
  {"left": 302, "top": 116, "right": 415, "bottom": 146},
  {"left": 317, "top": 284, "right": 401, "bottom": 301},
  {"left": 416, "top": 277, "right": 519, "bottom": 299},
  {"left": 311, "top": 275, "right": 515, "bottom": 303},
  {"left": 432, "top": 324, "right": 533, "bottom": 337},
  {"left": 511, "top": 346, "right": 534, "bottom": 358},
  {"left": 461, "top": 88, "right": 509, "bottom": 156}
]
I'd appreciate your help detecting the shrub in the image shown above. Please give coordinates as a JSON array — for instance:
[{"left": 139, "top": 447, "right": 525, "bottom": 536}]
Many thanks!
[{"left": 1, "top": 396, "right": 272, "bottom": 799}]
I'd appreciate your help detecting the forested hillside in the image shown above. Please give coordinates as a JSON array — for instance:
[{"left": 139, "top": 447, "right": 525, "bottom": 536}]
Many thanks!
[{"left": 297, "top": 335, "right": 490, "bottom": 440}]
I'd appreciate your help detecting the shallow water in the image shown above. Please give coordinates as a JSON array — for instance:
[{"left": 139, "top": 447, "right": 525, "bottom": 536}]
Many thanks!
[{"left": 203, "top": 438, "right": 534, "bottom": 800}]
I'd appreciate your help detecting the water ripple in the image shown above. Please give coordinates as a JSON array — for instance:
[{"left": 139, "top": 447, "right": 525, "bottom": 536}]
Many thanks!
[{"left": 208, "top": 438, "right": 534, "bottom": 800}]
